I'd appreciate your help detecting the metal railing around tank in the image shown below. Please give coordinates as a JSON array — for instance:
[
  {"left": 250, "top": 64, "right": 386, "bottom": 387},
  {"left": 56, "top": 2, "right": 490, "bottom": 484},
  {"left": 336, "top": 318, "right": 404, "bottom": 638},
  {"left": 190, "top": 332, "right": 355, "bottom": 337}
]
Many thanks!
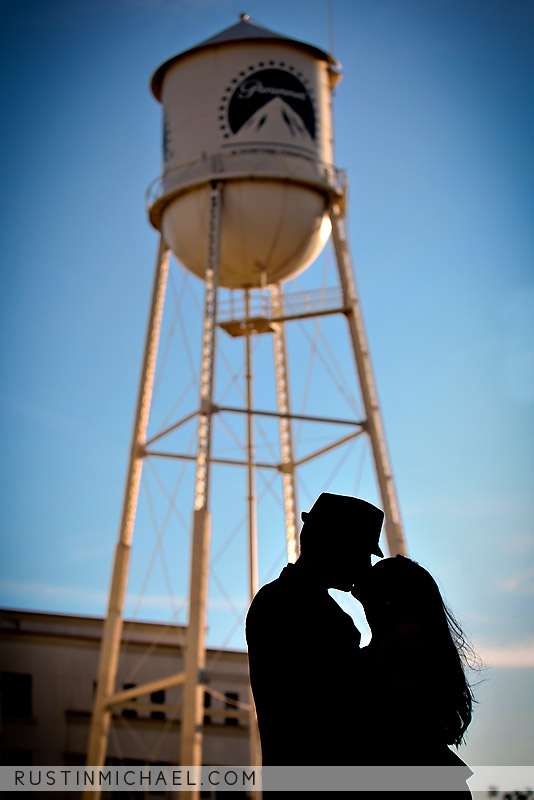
[{"left": 146, "top": 151, "right": 347, "bottom": 216}]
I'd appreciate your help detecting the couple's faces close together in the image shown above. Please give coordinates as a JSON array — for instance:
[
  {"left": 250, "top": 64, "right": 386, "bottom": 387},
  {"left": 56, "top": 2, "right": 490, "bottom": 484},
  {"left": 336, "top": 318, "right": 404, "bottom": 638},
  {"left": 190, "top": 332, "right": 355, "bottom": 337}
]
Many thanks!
[
  {"left": 338, "top": 548, "right": 373, "bottom": 593},
  {"left": 324, "top": 541, "right": 375, "bottom": 593},
  {"left": 301, "top": 519, "right": 383, "bottom": 593}
]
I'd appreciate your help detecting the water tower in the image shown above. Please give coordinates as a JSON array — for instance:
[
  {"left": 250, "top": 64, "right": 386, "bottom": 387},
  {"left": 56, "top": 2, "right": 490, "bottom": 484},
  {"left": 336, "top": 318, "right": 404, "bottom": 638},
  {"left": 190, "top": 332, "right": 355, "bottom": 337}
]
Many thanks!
[{"left": 86, "top": 14, "right": 407, "bottom": 778}]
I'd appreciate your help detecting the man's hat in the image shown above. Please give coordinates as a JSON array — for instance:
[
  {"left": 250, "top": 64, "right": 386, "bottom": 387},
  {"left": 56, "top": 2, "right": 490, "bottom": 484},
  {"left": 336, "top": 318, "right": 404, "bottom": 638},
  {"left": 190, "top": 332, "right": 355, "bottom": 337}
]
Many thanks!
[{"left": 301, "top": 493, "right": 385, "bottom": 557}]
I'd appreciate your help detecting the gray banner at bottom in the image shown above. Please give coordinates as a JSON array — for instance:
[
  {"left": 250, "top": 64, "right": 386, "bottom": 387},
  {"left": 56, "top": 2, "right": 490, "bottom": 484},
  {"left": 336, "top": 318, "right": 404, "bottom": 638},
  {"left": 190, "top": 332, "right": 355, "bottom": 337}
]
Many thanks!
[{"left": 0, "top": 765, "right": 533, "bottom": 792}]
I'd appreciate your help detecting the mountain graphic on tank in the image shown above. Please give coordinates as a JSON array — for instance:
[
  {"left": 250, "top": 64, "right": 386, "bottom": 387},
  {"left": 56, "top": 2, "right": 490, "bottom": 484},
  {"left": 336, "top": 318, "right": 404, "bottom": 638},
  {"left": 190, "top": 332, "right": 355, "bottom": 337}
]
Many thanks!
[
  {"left": 227, "top": 68, "right": 315, "bottom": 140},
  {"left": 229, "top": 96, "right": 315, "bottom": 148}
]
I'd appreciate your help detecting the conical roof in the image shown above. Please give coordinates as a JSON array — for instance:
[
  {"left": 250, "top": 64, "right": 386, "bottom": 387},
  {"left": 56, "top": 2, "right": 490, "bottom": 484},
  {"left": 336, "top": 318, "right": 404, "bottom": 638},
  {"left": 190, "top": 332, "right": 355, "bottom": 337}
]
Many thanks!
[
  {"left": 151, "top": 14, "right": 340, "bottom": 100},
  {"left": 200, "top": 15, "right": 286, "bottom": 46}
]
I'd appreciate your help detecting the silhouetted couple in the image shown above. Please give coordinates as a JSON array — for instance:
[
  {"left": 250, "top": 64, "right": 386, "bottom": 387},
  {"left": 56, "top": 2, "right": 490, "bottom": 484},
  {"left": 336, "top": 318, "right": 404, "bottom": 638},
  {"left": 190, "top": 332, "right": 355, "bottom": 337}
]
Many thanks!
[{"left": 246, "top": 493, "right": 474, "bottom": 794}]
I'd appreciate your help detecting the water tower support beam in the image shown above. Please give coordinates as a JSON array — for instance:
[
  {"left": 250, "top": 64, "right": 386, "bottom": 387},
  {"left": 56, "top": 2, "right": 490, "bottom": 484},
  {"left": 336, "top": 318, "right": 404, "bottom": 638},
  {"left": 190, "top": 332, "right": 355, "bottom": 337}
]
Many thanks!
[
  {"left": 85, "top": 237, "right": 170, "bottom": 776},
  {"left": 270, "top": 283, "right": 299, "bottom": 562},
  {"left": 180, "top": 183, "right": 222, "bottom": 775},
  {"left": 329, "top": 200, "right": 407, "bottom": 556},
  {"left": 243, "top": 289, "right": 262, "bottom": 766},
  {"left": 244, "top": 289, "right": 258, "bottom": 603}
]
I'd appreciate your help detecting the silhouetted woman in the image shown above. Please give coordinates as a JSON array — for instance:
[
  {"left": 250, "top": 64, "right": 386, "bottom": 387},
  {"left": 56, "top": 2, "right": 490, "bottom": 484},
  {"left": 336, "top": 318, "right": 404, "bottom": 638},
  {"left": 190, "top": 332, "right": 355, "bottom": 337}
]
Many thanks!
[{"left": 355, "top": 556, "right": 476, "bottom": 796}]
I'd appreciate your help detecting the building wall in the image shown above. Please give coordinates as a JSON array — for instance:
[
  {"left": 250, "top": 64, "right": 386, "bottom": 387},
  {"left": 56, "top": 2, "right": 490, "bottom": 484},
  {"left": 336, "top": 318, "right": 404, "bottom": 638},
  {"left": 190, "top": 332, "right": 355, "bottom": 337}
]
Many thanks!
[{"left": 0, "top": 609, "right": 252, "bottom": 767}]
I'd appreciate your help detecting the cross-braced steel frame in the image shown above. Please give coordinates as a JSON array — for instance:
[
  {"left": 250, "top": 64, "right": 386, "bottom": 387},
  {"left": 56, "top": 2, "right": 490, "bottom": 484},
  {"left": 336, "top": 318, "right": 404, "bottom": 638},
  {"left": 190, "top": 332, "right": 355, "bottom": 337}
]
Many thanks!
[{"left": 85, "top": 179, "right": 407, "bottom": 797}]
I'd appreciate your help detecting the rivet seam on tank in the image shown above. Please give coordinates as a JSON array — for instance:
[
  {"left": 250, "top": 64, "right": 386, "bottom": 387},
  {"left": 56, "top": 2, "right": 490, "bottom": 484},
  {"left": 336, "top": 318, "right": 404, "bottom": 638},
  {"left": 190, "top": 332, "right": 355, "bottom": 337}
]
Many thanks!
[{"left": 218, "top": 61, "right": 318, "bottom": 156}]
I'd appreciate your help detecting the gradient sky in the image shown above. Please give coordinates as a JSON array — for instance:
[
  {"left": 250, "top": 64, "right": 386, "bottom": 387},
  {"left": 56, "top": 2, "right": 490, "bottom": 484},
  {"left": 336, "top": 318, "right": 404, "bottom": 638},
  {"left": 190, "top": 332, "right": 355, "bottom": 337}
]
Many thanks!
[{"left": 1, "top": 0, "right": 533, "bottom": 769}]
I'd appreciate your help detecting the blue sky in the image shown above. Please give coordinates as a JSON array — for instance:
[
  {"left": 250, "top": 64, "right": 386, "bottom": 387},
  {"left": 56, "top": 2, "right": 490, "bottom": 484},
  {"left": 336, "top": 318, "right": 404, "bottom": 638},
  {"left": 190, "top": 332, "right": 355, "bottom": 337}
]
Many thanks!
[{"left": 1, "top": 0, "right": 533, "bottom": 768}]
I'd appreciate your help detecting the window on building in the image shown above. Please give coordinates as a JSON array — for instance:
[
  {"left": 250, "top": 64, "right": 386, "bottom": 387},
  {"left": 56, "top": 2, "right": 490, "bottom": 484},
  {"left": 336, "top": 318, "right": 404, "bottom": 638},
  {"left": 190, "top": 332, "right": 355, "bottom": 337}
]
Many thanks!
[
  {"left": 224, "top": 692, "right": 239, "bottom": 726},
  {"left": 1, "top": 672, "right": 32, "bottom": 719},
  {"left": 150, "top": 689, "right": 165, "bottom": 720},
  {"left": 203, "top": 691, "right": 211, "bottom": 725},
  {"left": 122, "top": 683, "right": 137, "bottom": 719}
]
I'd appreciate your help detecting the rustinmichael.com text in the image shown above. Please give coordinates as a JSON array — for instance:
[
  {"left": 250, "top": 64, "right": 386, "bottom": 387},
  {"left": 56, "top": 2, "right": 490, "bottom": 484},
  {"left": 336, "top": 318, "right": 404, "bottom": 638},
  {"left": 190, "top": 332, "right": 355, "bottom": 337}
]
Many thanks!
[{"left": 6, "top": 767, "right": 257, "bottom": 791}]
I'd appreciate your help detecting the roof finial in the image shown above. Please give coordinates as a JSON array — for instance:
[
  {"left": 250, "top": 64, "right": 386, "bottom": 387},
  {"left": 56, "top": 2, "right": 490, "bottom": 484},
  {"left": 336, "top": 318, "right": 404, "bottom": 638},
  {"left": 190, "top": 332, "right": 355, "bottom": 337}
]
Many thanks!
[{"left": 239, "top": 13, "right": 250, "bottom": 21}]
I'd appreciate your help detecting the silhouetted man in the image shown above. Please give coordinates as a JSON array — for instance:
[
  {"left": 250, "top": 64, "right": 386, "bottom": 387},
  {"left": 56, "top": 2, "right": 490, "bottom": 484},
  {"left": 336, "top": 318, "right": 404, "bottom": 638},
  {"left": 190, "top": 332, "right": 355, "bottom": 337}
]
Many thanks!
[{"left": 245, "top": 492, "right": 384, "bottom": 765}]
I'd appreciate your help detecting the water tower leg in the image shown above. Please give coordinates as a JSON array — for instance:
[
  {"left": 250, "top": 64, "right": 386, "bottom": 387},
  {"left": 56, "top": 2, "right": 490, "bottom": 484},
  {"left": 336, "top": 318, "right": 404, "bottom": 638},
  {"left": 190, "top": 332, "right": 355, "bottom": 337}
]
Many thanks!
[
  {"left": 180, "top": 184, "right": 222, "bottom": 780},
  {"left": 243, "top": 289, "right": 262, "bottom": 768},
  {"left": 244, "top": 289, "right": 258, "bottom": 606},
  {"left": 85, "top": 238, "right": 170, "bottom": 777},
  {"left": 270, "top": 283, "right": 300, "bottom": 562},
  {"left": 329, "top": 201, "right": 407, "bottom": 556}
]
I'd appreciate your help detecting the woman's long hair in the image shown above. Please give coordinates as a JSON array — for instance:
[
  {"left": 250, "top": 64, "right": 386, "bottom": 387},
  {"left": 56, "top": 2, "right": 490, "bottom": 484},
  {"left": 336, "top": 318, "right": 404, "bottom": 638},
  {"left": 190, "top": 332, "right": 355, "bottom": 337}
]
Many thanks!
[{"left": 370, "top": 555, "right": 478, "bottom": 746}]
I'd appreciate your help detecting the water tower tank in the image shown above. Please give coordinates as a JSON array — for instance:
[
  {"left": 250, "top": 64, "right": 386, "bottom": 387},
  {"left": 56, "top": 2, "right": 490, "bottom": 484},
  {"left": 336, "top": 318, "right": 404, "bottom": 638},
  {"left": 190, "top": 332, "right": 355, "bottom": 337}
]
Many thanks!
[{"left": 148, "top": 15, "right": 342, "bottom": 289}]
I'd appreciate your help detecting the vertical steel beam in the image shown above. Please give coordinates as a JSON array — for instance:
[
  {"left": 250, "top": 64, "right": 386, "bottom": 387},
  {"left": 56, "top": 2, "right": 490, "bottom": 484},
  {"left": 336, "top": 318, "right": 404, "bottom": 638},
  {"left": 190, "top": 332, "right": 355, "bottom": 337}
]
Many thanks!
[
  {"left": 244, "top": 289, "right": 262, "bottom": 767},
  {"left": 270, "top": 283, "right": 300, "bottom": 562},
  {"left": 330, "top": 199, "right": 407, "bottom": 556},
  {"left": 86, "top": 237, "right": 170, "bottom": 777},
  {"left": 244, "top": 289, "right": 259, "bottom": 604},
  {"left": 180, "top": 183, "right": 222, "bottom": 776}
]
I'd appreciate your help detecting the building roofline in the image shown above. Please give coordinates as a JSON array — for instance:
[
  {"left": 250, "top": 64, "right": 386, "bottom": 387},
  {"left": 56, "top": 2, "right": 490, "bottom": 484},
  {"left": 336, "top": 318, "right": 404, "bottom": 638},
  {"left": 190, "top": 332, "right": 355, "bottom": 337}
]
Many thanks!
[{"left": 0, "top": 606, "right": 247, "bottom": 655}]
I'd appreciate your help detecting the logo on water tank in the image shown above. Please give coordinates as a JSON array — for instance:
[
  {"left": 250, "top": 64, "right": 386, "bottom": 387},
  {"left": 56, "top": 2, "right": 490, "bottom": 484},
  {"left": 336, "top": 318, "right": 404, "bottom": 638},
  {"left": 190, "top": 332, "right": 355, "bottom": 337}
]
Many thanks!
[{"left": 219, "top": 64, "right": 316, "bottom": 149}]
